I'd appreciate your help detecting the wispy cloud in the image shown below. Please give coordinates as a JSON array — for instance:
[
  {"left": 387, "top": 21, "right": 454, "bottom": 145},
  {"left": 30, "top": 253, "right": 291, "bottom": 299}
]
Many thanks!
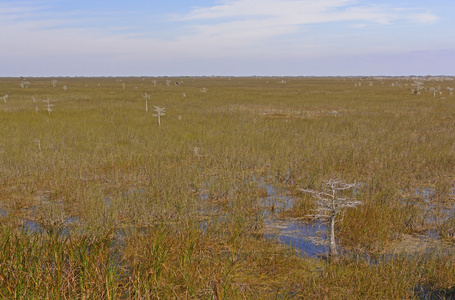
[
  {"left": 0, "top": 0, "right": 440, "bottom": 55},
  {"left": 175, "top": 0, "right": 439, "bottom": 42},
  {"left": 181, "top": 0, "right": 357, "bottom": 20},
  {"left": 179, "top": 0, "right": 439, "bottom": 24}
]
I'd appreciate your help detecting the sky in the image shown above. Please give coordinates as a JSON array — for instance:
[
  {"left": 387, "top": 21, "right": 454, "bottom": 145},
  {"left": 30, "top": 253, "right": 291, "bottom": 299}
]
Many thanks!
[{"left": 1, "top": 0, "right": 454, "bottom": 76}]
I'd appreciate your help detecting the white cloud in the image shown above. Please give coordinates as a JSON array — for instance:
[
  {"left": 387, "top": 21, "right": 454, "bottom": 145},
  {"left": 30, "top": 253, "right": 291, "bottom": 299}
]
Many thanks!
[
  {"left": 406, "top": 13, "right": 439, "bottom": 24},
  {"left": 163, "top": 0, "right": 441, "bottom": 55},
  {"left": 181, "top": 0, "right": 357, "bottom": 20},
  {"left": 179, "top": 0, "right": 440, "bottom": 25}
]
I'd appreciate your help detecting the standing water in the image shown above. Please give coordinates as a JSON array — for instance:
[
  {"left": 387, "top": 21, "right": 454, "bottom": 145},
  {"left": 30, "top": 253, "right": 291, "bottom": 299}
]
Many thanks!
[{"left": 257, "top": 181, "right": 329, "bottom": 258}]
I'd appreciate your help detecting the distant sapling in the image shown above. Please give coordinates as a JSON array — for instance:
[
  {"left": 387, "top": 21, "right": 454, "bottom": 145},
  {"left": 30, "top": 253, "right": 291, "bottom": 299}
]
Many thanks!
[
  {"left": 142, "top": 93, "right": 151, "bottom": 112},
  {"left": 153, "top": 105, "right": 165, "bottom": 126},
  {"left": 44, "top": 98, "right": 55, "bottom": 115},
  {"left": 33, "top": 139, "right": 41, "bottom": 152}
]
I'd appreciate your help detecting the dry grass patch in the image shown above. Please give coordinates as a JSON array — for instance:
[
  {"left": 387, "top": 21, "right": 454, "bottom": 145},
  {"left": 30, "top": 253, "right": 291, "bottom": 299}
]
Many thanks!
[{"left": 226, "top": 104, "right": 346, "bottom": 119}]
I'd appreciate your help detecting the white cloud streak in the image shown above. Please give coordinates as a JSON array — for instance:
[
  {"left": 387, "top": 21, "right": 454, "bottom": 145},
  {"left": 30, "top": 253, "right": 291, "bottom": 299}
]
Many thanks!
[
  {"left": 182, "top": 0, "right": 357, "bottom": 20},
  {"left": 177, "top": 0, "right": 439, "bottom": 40}
]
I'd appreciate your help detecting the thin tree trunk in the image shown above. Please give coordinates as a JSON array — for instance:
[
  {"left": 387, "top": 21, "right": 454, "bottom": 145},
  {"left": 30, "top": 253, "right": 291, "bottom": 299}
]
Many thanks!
[{"left": 329, "top": 213, "right": 338, "bottom": 259}]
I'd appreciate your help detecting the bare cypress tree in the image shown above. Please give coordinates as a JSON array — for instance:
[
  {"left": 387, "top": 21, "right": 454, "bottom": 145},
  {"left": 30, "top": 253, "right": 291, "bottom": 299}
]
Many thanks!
[
  {"left": 299, "top": 179, "right": 362, "bottom": 259},
  {"left": 44, "top": 98, "right": 55, "bottom": 115},
  {"left": 142, "top": 93, "right": 150, "bottom": 112},
  {"left": 429, "top": 87, "right": 439, "bottom": 97},
  {"left": 152, "top": 105, "right": 165, "bottom": 126}
]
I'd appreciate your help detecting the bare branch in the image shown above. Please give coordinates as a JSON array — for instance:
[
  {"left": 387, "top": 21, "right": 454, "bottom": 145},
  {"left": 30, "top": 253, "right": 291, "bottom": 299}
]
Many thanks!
[
  {"left": 152, "top": 105, "right": 166, "bottom": 126},
  {"left": 299, "top": 179, "right": 362, "bottom": 258}
]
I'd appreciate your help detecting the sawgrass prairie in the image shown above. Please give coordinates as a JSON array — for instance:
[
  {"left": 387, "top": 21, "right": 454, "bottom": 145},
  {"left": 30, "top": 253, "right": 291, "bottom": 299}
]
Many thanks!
[{"left": 1, "top": 76, "right": 455, "bottom": 299}]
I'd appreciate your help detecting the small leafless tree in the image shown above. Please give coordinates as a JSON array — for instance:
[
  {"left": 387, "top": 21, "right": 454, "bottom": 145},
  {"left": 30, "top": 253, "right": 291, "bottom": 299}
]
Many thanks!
[
  {"left": 142, "top": 93, "right": 151, "bottom": 112},
  {"left": 33, "top": 138, "right": 41, "bottom": 152},
  {"left": 299, "top": 179, "right": 362, "bottom": 259},
  {"left": 2, "top": 94, "right": 8, "bottom": 103},
  {"left": 152, "top": 105, "right": 165, "bottom": 126},
  {"left": 20, "top": 81, "right": 30, "bottom": 88},
  {"left": 63, "top": 85, "right": 68, "bottom": 92},
  {"left": 51, "top": 80, "right": 57, "bottom": 88},
  {"left": 44, "top": 98, "right": 54, "bottom": 115},
  {"left": 429, "top": 87, "right": 438, "bottom": 97}
]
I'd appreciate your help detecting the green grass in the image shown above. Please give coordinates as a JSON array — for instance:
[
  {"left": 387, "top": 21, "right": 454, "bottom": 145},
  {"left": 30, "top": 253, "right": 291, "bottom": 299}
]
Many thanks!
[{"left": 1, "top": 76, "right": 455, "bottom": 298}]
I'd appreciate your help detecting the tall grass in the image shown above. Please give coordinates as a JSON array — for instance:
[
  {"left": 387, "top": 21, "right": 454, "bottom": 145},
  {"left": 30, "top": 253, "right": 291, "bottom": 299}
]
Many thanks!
[{"left": 1, "top": 76, "right": 454, "bottom": 298}]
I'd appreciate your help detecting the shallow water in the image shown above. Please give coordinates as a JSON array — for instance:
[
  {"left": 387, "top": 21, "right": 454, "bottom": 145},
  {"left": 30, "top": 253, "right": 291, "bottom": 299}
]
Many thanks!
[
  {"left": 0, "top": 208, "right": 7, "bottom": 217},
  {"left": 258, "top": 181, "right": 329, "bottom": 257},
  {"left": 197, "top": 178, "right": 329, "bottom": 257},
  {"left": 258, "top": 182, "right": 454, "bottom": 259},
  {"left": 22, "top": 216, "right": 79, "bottom": 236},
  {"left": 22, "top": 219, "right": 44, "bottom": 234},
  {"left": 14, "top": 180, "right": 454, "bottom": 261},
  {"left": 264, "top": 219, "right": 328, "bottom": 257},
  {"left": 399, "top": 186, "right": 455, "bottom": 228},
  {"left": 414, "top": 187, "right": 435, "bottom": 202}
]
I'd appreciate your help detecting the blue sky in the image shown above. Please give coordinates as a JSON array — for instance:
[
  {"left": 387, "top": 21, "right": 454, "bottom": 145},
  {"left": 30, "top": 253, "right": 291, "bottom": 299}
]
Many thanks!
[{"left": 1, "top": 0, "right": 454, "bottom": 76}]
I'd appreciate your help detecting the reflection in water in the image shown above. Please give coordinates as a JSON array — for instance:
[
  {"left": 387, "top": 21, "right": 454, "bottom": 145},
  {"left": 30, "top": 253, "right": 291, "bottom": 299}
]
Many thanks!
[
  {"left": 22, "top": 216, "right": 79, "bottom": 236},
  {"left": 258, "top": 181, "right": 329, "bottom": 258},
  {"left": 264, "top": 219, "right": 328, "bottom": 257},
  {"left": 22, "top": 219, "right": 44, "bottom": 234}
]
